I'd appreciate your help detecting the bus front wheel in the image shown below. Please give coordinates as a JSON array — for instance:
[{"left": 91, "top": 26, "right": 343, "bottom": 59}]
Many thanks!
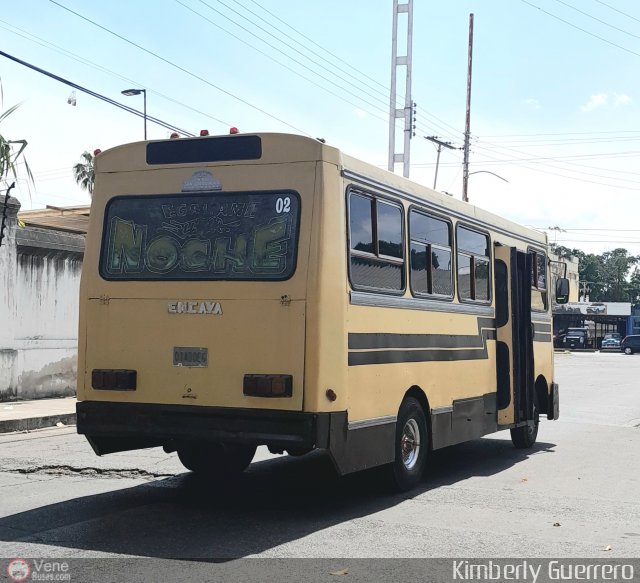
[
  {"left": 386, "top": 397, "right": 429, "bottom": 492},
  {"left": 510, "top": 404, "right": 539, "bottom": 449},
  {"left": 177, "top": 442, "right": 256, "bottom": 477}
]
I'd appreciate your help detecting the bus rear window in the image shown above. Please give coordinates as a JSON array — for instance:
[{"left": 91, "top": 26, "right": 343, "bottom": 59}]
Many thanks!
[{"left": 100, "top": 191, "right": 300, "bottom": 281}]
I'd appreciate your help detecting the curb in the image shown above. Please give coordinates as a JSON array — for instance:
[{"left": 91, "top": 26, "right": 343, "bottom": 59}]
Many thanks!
[{"left": 0, "top": 413, "right": 77, "bottom": 434}]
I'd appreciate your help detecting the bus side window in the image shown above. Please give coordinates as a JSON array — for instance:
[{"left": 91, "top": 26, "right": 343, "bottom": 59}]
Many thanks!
[
  {"left": 348, "top": 191, "right": 405, "bottom": 293},
  {"left": 456, "top": 225, "right": 491, "bottom": 302},
  {"left": 530, "top": 249, "right": 548, "bottom": 311},
  {"left": 409, "top": 210, "right": 453, "bottom": 298}
]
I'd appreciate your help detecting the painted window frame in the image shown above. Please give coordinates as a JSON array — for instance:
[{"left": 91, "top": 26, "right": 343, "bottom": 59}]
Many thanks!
[
  {"left": 455, "top": 223, "right": 492, "bottom": 304},
  {"left": 408, "top": 206, "right": 454, "bottom": 301},
  {"left": 347, "top": 186, "right": 406, "bottom": 295}
]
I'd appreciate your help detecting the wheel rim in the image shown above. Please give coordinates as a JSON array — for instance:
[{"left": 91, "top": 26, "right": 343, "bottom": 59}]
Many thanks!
[{"left": 400, "top": 418, "right": 421, "bottom": 470}]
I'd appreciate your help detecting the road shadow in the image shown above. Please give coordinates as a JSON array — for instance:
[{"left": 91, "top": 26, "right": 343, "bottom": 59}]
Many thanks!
[{"left": 0, "top": 435, "right": 556, "bottom": 560}]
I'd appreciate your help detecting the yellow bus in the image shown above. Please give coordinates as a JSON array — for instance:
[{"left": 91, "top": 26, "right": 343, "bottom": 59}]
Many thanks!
[{"left": 77, "top": 132, "right": 568, "bottom": 491}]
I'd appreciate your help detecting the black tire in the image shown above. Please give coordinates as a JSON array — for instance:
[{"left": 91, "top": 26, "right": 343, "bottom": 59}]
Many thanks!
[
  {"left": 624, "top": 347, "right": 633, "bottom": 355},
  {"left": 386, "top": 397, "right": 429, "bottom": 492},
  {"left": 510, "top": 401, "right": 539, "bottom": 449},
  {"left": 177, "top": 442, "right": 256, "bottom": 477}
]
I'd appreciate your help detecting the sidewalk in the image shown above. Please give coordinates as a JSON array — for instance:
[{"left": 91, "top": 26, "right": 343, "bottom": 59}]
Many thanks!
[{"left": 0, "top": 397, "right": 76, "bottom": 433}]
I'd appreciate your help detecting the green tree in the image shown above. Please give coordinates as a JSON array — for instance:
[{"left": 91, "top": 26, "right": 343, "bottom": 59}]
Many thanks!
[
  {"left": 579, "top": 253, "right": 604, "bottom": 301},
  {"left": 628, "top": 267, "right": 640, "bottom": 304},
  {"left": 599, "top": 248, "right": 638, "bottom": 302},
  {"left": 72, "top": 150, "right": 95, "bottom": 196}
]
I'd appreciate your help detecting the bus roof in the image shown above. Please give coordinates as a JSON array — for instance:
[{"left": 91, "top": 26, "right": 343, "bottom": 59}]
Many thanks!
[{"left": 95, "top": 132, "right": 547, "bottom": 247}]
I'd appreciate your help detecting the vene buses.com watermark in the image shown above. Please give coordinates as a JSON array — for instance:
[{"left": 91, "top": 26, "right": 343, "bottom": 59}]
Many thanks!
[
  {"left": 453, "top": 560, "right": 635, "bottom": 583},
  {"left": 6, "top": 558, "right": 71, "bottom": 582}
]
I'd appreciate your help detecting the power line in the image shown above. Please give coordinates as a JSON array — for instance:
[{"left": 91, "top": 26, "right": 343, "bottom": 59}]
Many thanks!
[
  {"left": 227, "top": 0, "right": 391, "bottom": 101},
  {"left": 519, "top": 0, "right": 640, "bottom": 58},
  {"left": 593, "top": 0, "right": 640, "bottom": 26},
  {"left": 479, "top": 130, "right": 640, "bottom": 138},
  {"left": 48, "top": 0, "right": 311, "bottom": 136},
  {"left": 237, "top": 0, "right": 465, "bottom": 140},
  {"left": 174, "top": 0, "right": 391, "bottom": 127},
  {"left": 0, "top": 49, "right": 194, "bottom": 136},
  {"left": 454, "top": 142, "right": 640, "bottom": 191},
  {"left": 539, "top": 228, "right": 640, "bottom": 232},
  {"left": 551, "top": 0, "right": 640, "bottom": 40},
  {"left": 181, "top": 0, "right": 463, "bottom": 143},
  {"left": 190, "top": 0, "right": 391, "bottom": 114},
  {"left": 0, "top": 20, "right": 233, "bottom": 130},
  {"left": 243, "top": 0, "right": 391, "bottom": 96}
]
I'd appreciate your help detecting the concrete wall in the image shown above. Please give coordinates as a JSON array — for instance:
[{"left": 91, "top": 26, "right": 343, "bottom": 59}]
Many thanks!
[
  {"left": 0, "top": 196, "right": 84, "bottom": 401},
  {"left": 0, "top": 196, "right": 20, "bottom": 399}
]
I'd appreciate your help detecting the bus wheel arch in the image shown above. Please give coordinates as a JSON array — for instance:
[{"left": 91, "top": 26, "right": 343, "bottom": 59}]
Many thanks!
[{"left": 534, "top": 375, "right": 549, "bottom": 416}]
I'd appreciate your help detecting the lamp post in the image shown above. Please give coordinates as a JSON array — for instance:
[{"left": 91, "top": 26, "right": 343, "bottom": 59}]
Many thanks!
[
  {"left": 424, "top": 136, "right": 456, "bottom": 190},
  {"left": 121, "top": 88, "right": 147, "bottom": 140}
]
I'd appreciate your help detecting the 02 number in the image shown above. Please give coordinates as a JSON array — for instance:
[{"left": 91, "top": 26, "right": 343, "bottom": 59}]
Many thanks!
[{"left": 275, "top": 197, "right": 291, "bottom": 214}]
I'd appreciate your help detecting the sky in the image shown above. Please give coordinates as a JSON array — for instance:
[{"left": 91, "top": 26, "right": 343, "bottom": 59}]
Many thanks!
[{"left": 1, "top": 0, "right": 640, "bottom": 256}]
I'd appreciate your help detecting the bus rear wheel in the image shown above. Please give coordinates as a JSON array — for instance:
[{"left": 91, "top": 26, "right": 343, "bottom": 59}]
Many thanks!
[
  {"left": 386, "top": 397, "right": 429, "bottom": 492},
  {"left": 177, "top": 442, "right": 256, "bottom": 477}
]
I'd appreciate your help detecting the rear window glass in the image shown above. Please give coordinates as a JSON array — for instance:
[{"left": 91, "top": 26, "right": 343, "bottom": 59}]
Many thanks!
[
  {"left": 100, "top": 191, "right": 300, "bottom": 281},
  {"left": 146, "top": 135, "right": 261, "bottom": 165}
]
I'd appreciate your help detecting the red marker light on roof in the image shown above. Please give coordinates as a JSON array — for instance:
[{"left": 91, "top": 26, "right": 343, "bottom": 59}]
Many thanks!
[
  {"left": 229, "top": 127, "right": 239, "bottom": 134},
  {"left": 200, "top": 129, "right": 209, "bottom": 136},
  {"left": 93, "top": 149, "right": 102, "bottom": 156},
  {"left": 170, "top": 132, "right": 179, "bottom": 139}
]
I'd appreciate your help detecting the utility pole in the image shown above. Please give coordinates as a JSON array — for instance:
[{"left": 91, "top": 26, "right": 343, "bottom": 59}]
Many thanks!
[
  {"left": 461, "top": 13, "right": 474, "bottom": 203},
  {"left": 388, "top": 0, "right": 414, "bottom": 178},
  {"left": 424, "top": 136, "right": 455, "bottom": 190}
]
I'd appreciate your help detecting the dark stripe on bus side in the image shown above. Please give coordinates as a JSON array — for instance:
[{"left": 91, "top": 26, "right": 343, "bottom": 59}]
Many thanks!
[
  {"left": 348, "top": 318, "right": 496, "bottom": 366},
  {"left": 532, "top": 321, "right": 552, "bottom": 343},
  {"left": 532, "top": 322, "right": 552, "bottom": 333}
]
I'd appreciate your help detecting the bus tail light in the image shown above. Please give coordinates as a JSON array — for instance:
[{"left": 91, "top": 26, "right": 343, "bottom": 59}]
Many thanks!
[
  {"left": 243, "top": 374, "right": 292, "bottom": 398},
  {"left": 92, "top": 369, "right": 137, "bottom": 391}
]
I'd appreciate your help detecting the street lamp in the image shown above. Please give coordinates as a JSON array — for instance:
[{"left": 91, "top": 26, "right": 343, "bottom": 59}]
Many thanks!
[
  {"left": 121, "top": 88, "right": 147, "bottom": 140},
  {"left": 468, "top": 170, "right": 508, "bottom": 183}
]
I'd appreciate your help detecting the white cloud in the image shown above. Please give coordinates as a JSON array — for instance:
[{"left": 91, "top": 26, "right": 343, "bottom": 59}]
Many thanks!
[
  {"left": 580, "top": 93, "right": 608, "bottom": 112},
  {"left": 523, "top": 98, "right": 541, "bottom": 110},
  {"left": 614, "top": 93, "right": 632, "bottom": 106}
]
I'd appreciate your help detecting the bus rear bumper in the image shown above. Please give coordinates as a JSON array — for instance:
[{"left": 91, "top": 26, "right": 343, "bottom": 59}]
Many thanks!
[{"left": 77, "top": 401, "right": 332, "bottom": 456}]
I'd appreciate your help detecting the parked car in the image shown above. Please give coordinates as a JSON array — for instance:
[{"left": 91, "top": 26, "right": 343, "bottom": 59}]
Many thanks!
[
  {"left": 621, "top": 335, "right": 640, "bottom": 355},
  {"left": 563, "top": 327, "right": 590, "bottom": 349},
  {"left": 601, "top": 337, "right": 621, "bottom": 348}
]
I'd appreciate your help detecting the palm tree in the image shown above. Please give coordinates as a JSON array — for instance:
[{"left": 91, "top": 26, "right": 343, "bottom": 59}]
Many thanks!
[
  {"left": 73, "top": 151, "right": 94, "bottom": 196},
  {"left": 0, "top": 89, "right": 32, "bottom": 188},
  {"left": 1, "top": 81, "right": 33, "bottom": 248}
]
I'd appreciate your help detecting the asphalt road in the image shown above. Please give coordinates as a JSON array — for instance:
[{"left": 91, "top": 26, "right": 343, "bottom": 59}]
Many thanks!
[{"left": 0, "top": 352, "right": 639, "bottom": 578}]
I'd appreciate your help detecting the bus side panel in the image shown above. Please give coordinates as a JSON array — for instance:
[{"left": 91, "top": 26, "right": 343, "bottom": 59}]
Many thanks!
[
  {"left": 346, "top": 308, "right": 498, "bottom": 421},
  {"left": 303, "top": 162, "right": 348, "bottom": 414}
]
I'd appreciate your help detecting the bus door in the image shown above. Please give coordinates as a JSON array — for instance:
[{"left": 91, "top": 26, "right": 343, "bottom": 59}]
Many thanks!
[{"left": 494, "top": 244, "right": 535, "bottom": 427}]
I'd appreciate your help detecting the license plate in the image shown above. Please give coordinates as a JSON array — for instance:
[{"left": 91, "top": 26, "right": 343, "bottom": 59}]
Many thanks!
[{"left": 173, "top": 347, "right": 208, "bottom": 367}]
